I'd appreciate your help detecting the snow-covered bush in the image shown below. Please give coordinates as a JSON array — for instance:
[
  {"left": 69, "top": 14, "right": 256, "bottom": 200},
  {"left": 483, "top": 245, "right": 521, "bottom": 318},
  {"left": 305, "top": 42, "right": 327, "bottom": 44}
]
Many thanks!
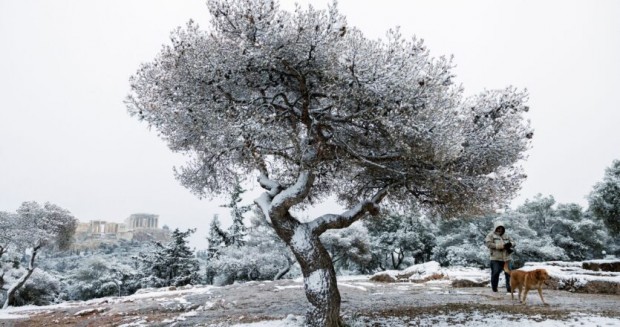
[
  {"left": 206, "top": 215, "right": 298, "bottom": 284},
  {"left": 63, "top": 257, "right": 138, "bottom": 301},
  {"left": 365, "top": 211, "right": 437, "bottom": 271},
  {"left": 432, "top": 216, "right": 493, "bottom": 268},
  {"left": 10, "top": 269, "right": 62, "bottom": 306},
  {"left": 321, "top": 222, "right": 373, "bottom": 274}
]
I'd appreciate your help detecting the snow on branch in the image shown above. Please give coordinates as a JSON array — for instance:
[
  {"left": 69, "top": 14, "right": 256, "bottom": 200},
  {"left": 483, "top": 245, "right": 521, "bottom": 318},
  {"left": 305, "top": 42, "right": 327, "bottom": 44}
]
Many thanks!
[
  {"left": 271, "top": 171, "right": 314, "bottom": 213},
  {"left": 258, "top": 173, "right": 282, "bottom": 196},
  {"left": 255, "top": 193, "right": 274, "bottom": 225},
  {"left": 309, "top": 186, "right": 390, "bottom": 235}
]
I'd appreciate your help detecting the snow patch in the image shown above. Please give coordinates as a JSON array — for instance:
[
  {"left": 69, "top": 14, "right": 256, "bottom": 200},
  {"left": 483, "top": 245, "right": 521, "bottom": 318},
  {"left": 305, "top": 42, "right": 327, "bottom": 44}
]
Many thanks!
[
  {"left": 271, "top": 171, "right": 310, "bottom": 209},
  {"left": 338, "top": 283, "right": 367, "bottom": 291},
  {"left": 117, "top": 317, "right": 148, "bottom": 327},
  {"left": 348, "top": 311, "right": 620, "bottom": 327},
  {"left": 304, "top": 269, "right": 328, "bottom": 294},
  {"left": 290, "top": 225, "right": 313, "bottom": 255},
  {"left": 275, "top": 285, "right": 302, "bottom": 290},
  {"left": 231, "top": 314, "right": 305, "bottom": 327}
]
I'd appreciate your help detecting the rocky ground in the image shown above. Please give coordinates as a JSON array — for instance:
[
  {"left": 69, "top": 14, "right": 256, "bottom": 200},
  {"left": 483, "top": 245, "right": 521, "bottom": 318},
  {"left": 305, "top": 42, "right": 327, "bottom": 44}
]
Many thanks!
[{"left": 1, "top": 276, "right": 619, "bottom": 327}]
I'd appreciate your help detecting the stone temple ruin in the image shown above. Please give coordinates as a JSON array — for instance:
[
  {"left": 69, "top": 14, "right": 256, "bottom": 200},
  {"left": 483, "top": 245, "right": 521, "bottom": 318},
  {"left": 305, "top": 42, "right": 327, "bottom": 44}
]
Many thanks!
[{"left": 74, "top": 213, "right": 170, "bottom": 248}]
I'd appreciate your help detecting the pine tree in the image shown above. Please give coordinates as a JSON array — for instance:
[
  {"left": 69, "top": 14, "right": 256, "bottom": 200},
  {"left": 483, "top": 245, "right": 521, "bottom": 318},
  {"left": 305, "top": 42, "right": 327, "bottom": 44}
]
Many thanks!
[
  {"left": 589, "top": 160, "right": 620, "bottom": 235},
  {"left": 206, "top": 215, "right": 228, "bottom": 258},
  {"left": 139, "top": 228, "right": 199, "bottom": 288},
  {"left": 221, "top": 179, "right": 251, "bottom": 247},
  {"left": 205, "top": 216, "right": 227, "bottom": 284}
]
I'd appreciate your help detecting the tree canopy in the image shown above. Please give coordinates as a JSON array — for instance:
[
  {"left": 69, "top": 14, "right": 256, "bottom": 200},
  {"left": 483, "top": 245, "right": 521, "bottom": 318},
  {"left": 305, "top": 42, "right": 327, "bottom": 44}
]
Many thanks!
[{"left": 127, "top": 0, "right": 532, "bottom": 219}]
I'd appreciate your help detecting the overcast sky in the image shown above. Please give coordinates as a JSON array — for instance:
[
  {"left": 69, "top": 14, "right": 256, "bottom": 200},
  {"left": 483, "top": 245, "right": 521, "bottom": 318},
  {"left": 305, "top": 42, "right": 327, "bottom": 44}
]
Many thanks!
[{"left": 1, "top": 0, "right": 619, "bottom": 249}]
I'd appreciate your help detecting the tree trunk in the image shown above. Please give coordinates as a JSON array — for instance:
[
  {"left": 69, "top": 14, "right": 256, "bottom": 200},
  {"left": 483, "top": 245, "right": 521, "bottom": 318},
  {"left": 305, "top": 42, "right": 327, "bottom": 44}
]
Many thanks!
[
  {"left": 272, "top": 215, "right": 342, "bottom": 327},
  {"left": 274, "top": 255, "right": 294, "bottom": 281},
  {"left": 2, "top": 246, "right": 39, "bottom": 309},
  {"left": 256, "top": 172, "right": 385, "bottom": 327}
]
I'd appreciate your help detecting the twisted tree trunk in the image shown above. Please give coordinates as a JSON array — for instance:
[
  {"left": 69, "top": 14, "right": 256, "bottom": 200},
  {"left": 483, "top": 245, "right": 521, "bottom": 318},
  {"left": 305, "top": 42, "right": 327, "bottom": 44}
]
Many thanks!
[
  {"left": 256, "top": 171, "right": 388, "bottom": 327},
  {"left": 271, "top": 214, "right": 342, "bottom": 327}
]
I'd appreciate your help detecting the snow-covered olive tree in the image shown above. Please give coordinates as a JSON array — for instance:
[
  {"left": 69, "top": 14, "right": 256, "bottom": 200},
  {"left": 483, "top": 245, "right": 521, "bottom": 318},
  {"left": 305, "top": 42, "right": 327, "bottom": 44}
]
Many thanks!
[
  {"left": 1, "top": 201, "right": 77, "bottom": 309},
  {"left": 126, "top": 0, "right": 531, "bottom": 325}
]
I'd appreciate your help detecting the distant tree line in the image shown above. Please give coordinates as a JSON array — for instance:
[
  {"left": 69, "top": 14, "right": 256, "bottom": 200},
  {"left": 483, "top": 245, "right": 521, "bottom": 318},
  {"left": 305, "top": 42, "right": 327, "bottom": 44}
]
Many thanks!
[
  {"left": 1, "top": 160, "right": 618, "bottom": 307},
  {"left": 206, "top": 160, "right": 620, "bottom": 283}
]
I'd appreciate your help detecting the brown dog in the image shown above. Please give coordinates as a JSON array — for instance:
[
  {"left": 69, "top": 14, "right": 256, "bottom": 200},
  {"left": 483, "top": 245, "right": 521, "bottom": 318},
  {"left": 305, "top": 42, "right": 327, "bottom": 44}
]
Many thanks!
[{"left": 503, "top": 261, "right": 549, "bottom": 305}]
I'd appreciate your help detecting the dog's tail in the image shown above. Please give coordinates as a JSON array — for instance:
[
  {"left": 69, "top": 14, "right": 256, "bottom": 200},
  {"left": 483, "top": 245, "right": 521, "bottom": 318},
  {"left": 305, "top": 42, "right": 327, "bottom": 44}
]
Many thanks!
[{"left": 503, "top": 261, "right": 512, "bottom": 275}]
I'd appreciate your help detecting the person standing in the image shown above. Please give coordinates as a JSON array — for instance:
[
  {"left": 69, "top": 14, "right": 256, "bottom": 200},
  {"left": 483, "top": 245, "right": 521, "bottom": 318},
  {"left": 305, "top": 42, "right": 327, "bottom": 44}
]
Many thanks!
[{"left": 485, "top": 221, "right": 515, "bottom": 293}]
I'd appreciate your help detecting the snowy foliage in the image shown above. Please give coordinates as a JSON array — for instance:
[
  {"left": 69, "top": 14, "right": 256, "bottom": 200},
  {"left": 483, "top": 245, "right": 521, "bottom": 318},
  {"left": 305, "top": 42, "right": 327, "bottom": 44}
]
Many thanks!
[
  {"left": 0, "top": 201, "right": 77, "bottom": 309},
  {"left": 589, "top": 160, "right": 620, "bottom": 236},
  {"left": 206, "top": 215, "right": 229, "bottom": 256},
  {"left": 365, "top": 210, "right": 436, "bottom": 270},
  {"left": 552, "top": 203, "right": 607, "bottom": 260},
  {"left": 431, "top": 215, "right": 494, "bottom": 268},
  {"left": 127, "top": 0, "right": 531, "bottom": 218},
  {"left": 206, "top": 213, "right": 298, "bottom": 285},
  {"left": 320, "top": 222, "right": 372, "bottom": 274},
  {"left": 36, "top": 240, "right": 151, "bottom": 302},
  {"left": 9, "top": 202, "right": 77, "bottom": 252},
  {"left": 205, "top": 184, "right": 298, "bottom": 284},
  {"left": 137, "top": 229, "right": 200, "bottom": 288},
  {"left": 2, "top": 269, "right": 61, "bottom": 307},
  {"left": 63, "top": 257, "right": 138, "bottom": 301},
  {"left": 431, "top": 195, "right": 612, "bottom": 267},
  {"left": 221, "top": 178, "right": 251, "bottom": 247}
]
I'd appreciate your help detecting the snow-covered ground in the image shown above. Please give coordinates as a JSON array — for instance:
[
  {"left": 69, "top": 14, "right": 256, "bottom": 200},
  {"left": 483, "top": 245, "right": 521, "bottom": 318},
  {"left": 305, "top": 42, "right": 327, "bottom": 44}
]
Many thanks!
[
  {"left": 232, "top": 313, "right": 620, "bottom": 327},
  {"left": 1, "top": 261, "right": 619, "bottom": 326}
]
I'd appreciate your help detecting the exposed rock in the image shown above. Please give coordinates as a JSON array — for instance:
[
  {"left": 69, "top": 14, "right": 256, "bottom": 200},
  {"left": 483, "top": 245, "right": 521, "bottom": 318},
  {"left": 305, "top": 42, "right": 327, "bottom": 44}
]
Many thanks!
[
  {"left": 74, "top": 308, "right": 106, "bottom": 316},
  {"left": 410, "top": 273, "right": 446, "bottom": 283},
  {"left": 546, "top": 277, "right": 620, "bottom": 295},
  {"left": 369, "top": 273, "right": 396, "bottom": 283},
  {"left": 74, "top": 309, "right": 97, "bottom": 317},
  {"left": 452, "top": 279, "right": 489, "bottom": 288},
  {"left": 582, "top": 260, "right": 620, "bottom": 272}
]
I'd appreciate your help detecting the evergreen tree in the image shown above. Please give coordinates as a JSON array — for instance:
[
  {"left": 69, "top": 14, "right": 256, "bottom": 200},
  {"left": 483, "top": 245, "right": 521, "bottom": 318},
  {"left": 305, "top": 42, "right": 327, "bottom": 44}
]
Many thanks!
[
  {"left": 139, "top": 228, "right": 199, "bottom": 288},
  {"left": 206, "top": 215, "right": 228, "bottom": 259},
  {"left": 552, "top": 203, "right": 607, "bottom": 260},
  {"left": 205, "top": 216, "right": 227, "bottom": 284},
  {"left": 320, "top": 223, "right": 372, "bottom": 274},
  {"left": 432, "top": 216, "right": 492, "bottom": 268},
  {"left": 365, "top": 210, "right": 437, "bottom": 270},
  {"left": 221, "top": 179, "right": 251, "bottom": 247},
  {"left": 589, "top": 160, "right": 620, "bottom": 235}
]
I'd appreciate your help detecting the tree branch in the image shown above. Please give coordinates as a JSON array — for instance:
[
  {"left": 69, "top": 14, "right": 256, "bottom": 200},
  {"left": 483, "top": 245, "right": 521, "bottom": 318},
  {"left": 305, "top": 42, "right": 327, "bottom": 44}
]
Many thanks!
[
  {"left": 309, "top": 185, "right": 391, "bottom": 235},
  {"left": 270, "top": 170, "right": 315, "bottom": 215}
]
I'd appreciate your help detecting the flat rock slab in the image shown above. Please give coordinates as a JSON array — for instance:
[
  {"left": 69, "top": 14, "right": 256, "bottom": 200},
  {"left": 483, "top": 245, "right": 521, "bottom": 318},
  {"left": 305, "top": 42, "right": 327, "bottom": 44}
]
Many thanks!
[{"left": 582, "top": 260, "right": 620, "bottom": 272}]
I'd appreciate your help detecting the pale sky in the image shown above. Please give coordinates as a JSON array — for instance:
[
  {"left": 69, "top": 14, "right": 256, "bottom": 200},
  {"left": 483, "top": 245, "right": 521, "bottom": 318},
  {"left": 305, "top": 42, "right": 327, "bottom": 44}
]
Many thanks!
[{"left": 1, "top": 0, "right": 619, "bottom": 249}]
